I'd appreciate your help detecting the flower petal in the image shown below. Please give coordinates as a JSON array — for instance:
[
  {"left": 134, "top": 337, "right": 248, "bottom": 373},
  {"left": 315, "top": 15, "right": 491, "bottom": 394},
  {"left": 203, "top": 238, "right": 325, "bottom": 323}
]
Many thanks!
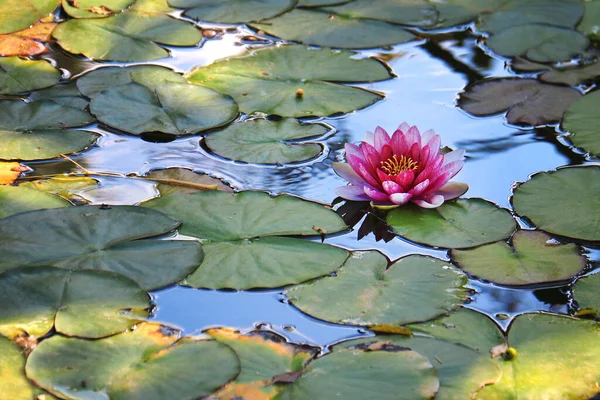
[
  {"left": 420, "top": 129, "right": 436, "bottom": 147},
  {"left": 436, "top": 182, "right": 469, "bottom": 200},
  {"left": 395, "top": 169, "right": 415, "bottom": 188},
  {"left": 443, "top": 149, "right": 465, "bottom": 165},
  {"left": 389, "top": 192, "right": 412, "bottom": 205},
  {"left": 364, "top": 186, "right": 390, "bottom": 202},
  {"left": 409, "top": 178, "right": 430, "bottom": 197},
  {"left": 363, "top": 131, "right": 374, "bottom": 146},
  {"left": 413, "top": 194, "right": 444, "bottom": 208},
  {"left": 345, "top": 142, "right": 365, "bottom": 161},
  {"left": 397, "top": 122, "right": 410, "bottom": 133},
  {"left": 382, "top": 180, "right": 403, "bottom": 195},
  {"left": 352, "top": 158, "right": 380, "bottom": 188},
  {"left": 391, "top": 127, "right": 408, "bottom": 155},
  {"left": 374, "top": 126, "right": 391, "bottom": 153},
  {"left": 376, "top": 168, "right": 391, "bottom": 183},
  {"left": 335, "top": 185, "right": 372, "bottom": 201},
  {"left": 405, "top": 125, "right": 421, "bottom": 149},
  {"left": 381, "top": 143, "right": 393, "bottom": 161},
  {"left": 332, "top": 162, "right": 369, "bottom": 186},
  {"left": 361, "top": 142, "right": 380, "bottom": 170}
]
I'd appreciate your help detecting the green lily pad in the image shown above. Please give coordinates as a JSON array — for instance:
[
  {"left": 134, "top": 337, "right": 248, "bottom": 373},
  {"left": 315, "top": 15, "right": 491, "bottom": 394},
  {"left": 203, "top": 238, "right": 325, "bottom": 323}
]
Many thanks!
[
  {"left": 286, "top": 250, "right": 468, "bottom": 326},
  {"left": 0, "top": 266, "right": 150, "bottom": 339},
  {"left": 0, "top": 205, "right": 203, "bottom": 290},
  {"left": 0, "top": 335, "right": 37, "bottom": 399},
  {"left": 451, "top": 230, "right": 586, "bottom": 286},
  {"left": 539, "top": 61, "right": 600, "bottom": 86},
  {"left": 321, "top": 0, "right": 437, "bottom": 28},
  {"left": 205, "top": 119, "right": 326, "bottom": 164},
  {"left": 20, "top": 176, "right": 99, "bottom": 202},
  {"left": 512, "top": 166, "right": 600, "bottom": 242},
  {"left": 62, "top": 0, "right": 136, "bottom": 19},
  {"left": 562, "top": 90, "right": 600, "bottom": 157},
  {"left": 486, "top": 24, "right": 589, "bottom": 63},
  {"left": 52, "top": 7, "right": 203, "bottom": 62},
  {"left": 338, "top": 335, "right": 502, "bottom": 400},
  {"left": 184, "top": 237, "right": 349, "bottom": 290},
  {"left": 458, "top": 78, "right": 581, "bottom": 126},
  {"left": 26, "top": 322, "right": 240, "bottom": 400},
  {"left": 0, "top": 57, "right": 60, "bottom": 95},
  {"left": 206, "top": 328, "right": 317, "bottom": 399},
  {"left": 186, "top": 45, "right": 391, "bottom": 117},
  {"left": 28, "top": 82, "right": 90, "bottom": 110},
  {"left": 251, "top": 9, "right": 415, "bottom": 49},
  {"left": 275, "top": 348, "right": 440, "bottom": 400},
  {"left": 168, "top": 0, "right": 296, "bottom": 23},
  {"left": 298, "top": 0, "right": 350, "bottom": 4},
  {"left": 387, "top": 199, "right": 517, "bottom": 249},
  {"left": 0, "top": 185, "right": 70, "bottom": 219},
  {"left": 476, "top": 314, "right": 600, "bottom": 399},
  {"left": 0, "top": 100, "right": 98, "bottom": 161},
  {"left": 146, "top": 168, "right": 233, "bottom": 195},
  {"left": 428, "top": 0, "right": 505, "bottom": 30},
  {"left": 578, "top": 0, "right": 600, "bottom": 39},
  {"left": 573, "top": 272, "right": 600, "bottom": 312},
  {"left": 0, "top": 0, "right": 58, "bottom": 35}
]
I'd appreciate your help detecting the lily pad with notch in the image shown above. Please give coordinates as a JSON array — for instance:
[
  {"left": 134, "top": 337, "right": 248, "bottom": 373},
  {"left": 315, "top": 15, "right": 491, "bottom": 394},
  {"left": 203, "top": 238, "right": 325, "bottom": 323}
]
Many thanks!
[
  {"left": 168, "top": 0, "right": 296, "bottom": 24},
  {"left": 562, "top": 90, "right": 600, "bottom": 157},
  {"left": 0, "top": 57, "right": 59, "bottom": 94}
]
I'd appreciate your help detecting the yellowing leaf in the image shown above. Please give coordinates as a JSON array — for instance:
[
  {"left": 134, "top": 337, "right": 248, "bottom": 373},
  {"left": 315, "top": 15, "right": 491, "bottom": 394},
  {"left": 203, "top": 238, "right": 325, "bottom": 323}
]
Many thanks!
[
  {"left": 0, "top": 162, "right": 30, "bottom": 185},
  {"left": 0, "top": 22, "right": 56, "bottom": 56}
]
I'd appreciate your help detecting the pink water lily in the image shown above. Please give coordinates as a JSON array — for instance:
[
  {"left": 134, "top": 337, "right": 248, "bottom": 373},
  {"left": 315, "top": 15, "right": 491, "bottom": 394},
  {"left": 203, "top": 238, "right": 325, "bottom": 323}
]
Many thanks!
[{"left": 333, "top": 123, "right": 468, "bottom": 209}]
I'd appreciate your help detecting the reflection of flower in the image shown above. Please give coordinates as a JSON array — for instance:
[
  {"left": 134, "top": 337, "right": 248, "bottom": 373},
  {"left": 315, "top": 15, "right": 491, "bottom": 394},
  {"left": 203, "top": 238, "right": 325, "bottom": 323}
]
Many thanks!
[{"left": 333, "top": 123, "right": 468, "bottom": 209}]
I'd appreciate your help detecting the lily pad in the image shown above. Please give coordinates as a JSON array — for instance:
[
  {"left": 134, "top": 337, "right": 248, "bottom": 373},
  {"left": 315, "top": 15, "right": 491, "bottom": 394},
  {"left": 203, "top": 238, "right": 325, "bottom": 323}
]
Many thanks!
[
  {"left": 275, "top": 348, "right": 440, "bottom": 400},
  {"left": 286, "top": 250, "right": 469, "bottom": 326},
  {"left": 512, "top": 166, "right": 600, "bottom": 242},
  {"left": 53, "top": 7, "right": 203, "bottom": 62},
  {"left": 578, "top": 0, "right": 600, "bottom": 39},
  {"left": 476, "top": 314, "right": 600, "bottom": 399},
  {"left": 0, "top": 185, "right": 70, "bottom": 219},
  {"left": 0, "top": 161, "right": 28, "bottom": 185},
  {"left": 298, "top": 0, "right": 351, "bottom": 5},
  {"left": 562, "top": 90, "right": 600, "bottom": 156},
  {"left": 0, "top": 266, "right": 150, "bottom": 339},
  {"left": 186, "top": 45, "right": 391, "bottom": 117},
  {"left": 0, "top": 22, "right": 56, "bottom": 56},
  {"left": 458, "top": 78, "right": 582, "bottom": 126},
  {"left": 62, "top": 0, "right": 136, "bottom": 19},
  {"left": 0, "top": 335, "right": 36, "bottom": 399},
  {"left": 539, "top": 61, "right": 600, "bottom": 86},
  {"left": 146, "top": 168, "right": 233, "bottom": 195},
  {"left": 321, "top": 0, "right": 437, "bottom": 28},
  {"left": 573, "top": 272, "right": 600, "bottom": 312},
  {"left": 28, "top": 82, "right": 90, "bottom": 110},
  {"left": 20, "top": 176, "right": 99, "bottom": 202},
  {"left": 387, "top": 199, "right": 517, "bottom": 249},
  {"left": 26, "top": 322, "right": 241, "bottom": 400},
  {"left": 206, "top": 328, "right": 317, "bottom": 399},
  {"left": 428, "top": 0, "right": 505, "bottom": 30},
  {"left": 0, "top": 100, "right": 98, "bottom": 161},
  {"left": 251, "top": 9, "right": 415, "bottom": 49},
  {"left": 0, "top": 205, "right": 203, "bottom": 290},
  {"left": 0, "top": 0, "right": 59, "bottom": 34},
  {"left": 451, "top": 230, "right": 586, "bottom": 286},
  {"left": 168, "top": 0, "right": 296, "bottom": 23},
  {"left": 0, "top": 57, "right": 59, "bottom": 95},
  {"left": 205, "top": 119, "right": 326, "bottom": 164}
]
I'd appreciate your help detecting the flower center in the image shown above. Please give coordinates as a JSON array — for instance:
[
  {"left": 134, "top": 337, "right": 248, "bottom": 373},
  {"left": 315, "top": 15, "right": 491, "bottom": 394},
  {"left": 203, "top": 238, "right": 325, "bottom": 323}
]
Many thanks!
[{"left": 379, "top": 154, "right": 418, "bottom": 176}]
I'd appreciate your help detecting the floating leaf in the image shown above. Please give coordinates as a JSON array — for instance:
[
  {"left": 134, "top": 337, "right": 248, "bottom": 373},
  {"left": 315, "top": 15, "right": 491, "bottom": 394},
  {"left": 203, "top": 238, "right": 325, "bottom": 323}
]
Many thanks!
[
  {"left": 0, "top": 161, "right": 29, "bottom": 185},
  {"left": 0, "top": 100, "right": 98, "bottom": 161},
  {"left": 20, "top": 176, "right": 99, "bottom": 202},
  {"left": 297, "top": 0, "right": 351, "bottom": 6},
  {"left": 0, "top": 335, "right": 36, "bottom": 399},
  {"left": 62, "top": 0, "right": 136, "bottom": 19},
  {"left": 512, "top": 166, "right": 600, "bottom": 242},
  {"left": 458, "top": 78, "right": 581, "bottom": 126},
  {"left": 0, "top": 0, "right": 59, "bottom": 34},
  {"left": 287, "top": 251, "right": 468, "bottom": 326},
  {"left": 562, "top": 90, "right": 600, "bottom": 156},
  {"left": 0, "top": 206, "right": 203, "bottom": 290},
  {"left": 169, "top": 0, "right": 296, "bottom": 23},
  {"left": 476, "top": 314, "right": 600, "bottom": 399},
  {"left": 428, "top": 0, "right": 505, "bottom": 29},
  {"left": 451, "top": 230, "right": 586, "bottom": 286},
  {"left": 251, "top": 9, "right": 415, "bottom": 49},
  {"left": 275, "top": 348, "right": 440, "bottom": 400},
  {"left": 387, "top": 199, "right": 516, "bottom": 249},
  {"left": 146, "top": 168, "right": 233, "bottom": 195},
  {"left": 486, "top": 24, "right": 589, "bottom": 63},
  {"left": 28, "top": 82, "right": 90, "bottom": 110},
  {"left": 0, "top": 57, "right": 59, "bottom": 95},
  {"left": 26, "top": 322, "right": 240, "bottom": 400},
  {"left": 573, "top": 272, "right": 600, "bottom": 312},
  {"left": 539, "top": 61, "right": 600, "bottom": 86},
  {"left": 186, "top": 45, "right": 391, "bottom": 117},
  {"left": 0, "top": 185, "right": 69, "bottom": 219},
  {"left": 321, "top": 0, "right": 437, "bottom": 28},
  {"left": 0, "top": 21, "right": 56, "bottom": 56},
  {"left": 0, "top": 266, "right": 150, "bottom": 339},
  {"left": 205, "top": 119, "right": 326, "bottom": 164},
  {"left": 53, "top": 7, "right": 203, "bottom": 62},
  {"left": 578, "top": 0, "right": 600, "bottom": 39}
]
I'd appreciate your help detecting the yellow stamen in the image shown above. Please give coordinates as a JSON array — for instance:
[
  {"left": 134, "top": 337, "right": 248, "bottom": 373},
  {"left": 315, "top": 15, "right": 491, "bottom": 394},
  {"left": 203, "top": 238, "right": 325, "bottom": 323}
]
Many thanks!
[{"left": 379, "top": 154, "right": 418, "bottom": 176}]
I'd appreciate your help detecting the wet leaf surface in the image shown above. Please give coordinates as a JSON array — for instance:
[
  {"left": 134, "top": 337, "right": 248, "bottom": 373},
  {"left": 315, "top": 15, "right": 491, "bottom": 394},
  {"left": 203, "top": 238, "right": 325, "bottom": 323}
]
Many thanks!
[
  {"left": 169, "top": 0, "right": 296, "bottom": 23},
  {"left": 146, "top": 167, "right": 233, "bottom": 195},
  {"left": 562, "top": 90, "right": 600, "bottom": 156},
  {"left": 20, "top": 176, "right": 100, "bottom": 202}
]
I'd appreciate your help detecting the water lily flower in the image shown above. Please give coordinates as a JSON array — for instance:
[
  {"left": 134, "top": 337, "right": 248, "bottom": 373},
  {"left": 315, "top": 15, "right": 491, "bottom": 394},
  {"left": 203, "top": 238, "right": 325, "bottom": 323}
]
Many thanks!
[{"left": 333, "top": 123, "right": 468, "bottom": 209}]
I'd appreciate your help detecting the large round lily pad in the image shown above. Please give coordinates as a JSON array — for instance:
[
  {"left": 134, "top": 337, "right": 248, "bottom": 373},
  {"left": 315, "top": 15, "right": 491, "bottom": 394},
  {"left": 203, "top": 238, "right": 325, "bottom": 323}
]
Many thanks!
[
  {"left": 53, "top": 8, "right": 203, "bottom": 62},
  {"left": 0, "top": 57, "right": 59, "bottom": 94},
  {"left": 62, "top": 0, "right": 136, "bottom": 19},
  {"left": 451, "top": 230, "right": 586, "bottom": 286},
  {"left": 186, "top": 45, "right": 391, "bottom": 117},
  {"left": 26, "top": 322, "right": 241, "bottom": 400},
  {"left": 168, "top": 0, "right": 296, "bottom": 23},
  {"left": 0, "top": 0, "right": 58, "bottom": 34},
  {"left": 387, "top": 199, "right": 517, "bottom": 249},
  {"left": 0, "top": 206, "right": 203, "bottom": 290},
  {"left": 275, "top": 348, "right": 440, "bottom": 400},
  {"left": 573, "top": 272, "right": 600, "bottom": 312},
  {"left": 251, "top": 8, "right": 415, "bottom": 49},
  {"left": 512, "top": 166, "right": 600, "bottom": 242},
  {"left": 0, "top": 266, "right": 150, "bottom": 339},
  {"left": 0, "top": 100, "right": 98, "bottom": 161},
  {"left": 205, "top": 119, "right": 326, "bottom": 164},
  {"left": 321, "top": 0, "right": 437, "bottom": 28},
  {"left": 0, "top": 185, "right": 69, "bottom": 219},
  {"left": 286, "top": 250, "right": 469, "bottom": 326},
  {"left": 458, "top": 78, "right": 581, "bottom": 126},
  {"left": 476, "top": 314, "right": 600, "bottom": 399},
  {"left": 562, "top": 90, "right": 600, "bottom": 157}
]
